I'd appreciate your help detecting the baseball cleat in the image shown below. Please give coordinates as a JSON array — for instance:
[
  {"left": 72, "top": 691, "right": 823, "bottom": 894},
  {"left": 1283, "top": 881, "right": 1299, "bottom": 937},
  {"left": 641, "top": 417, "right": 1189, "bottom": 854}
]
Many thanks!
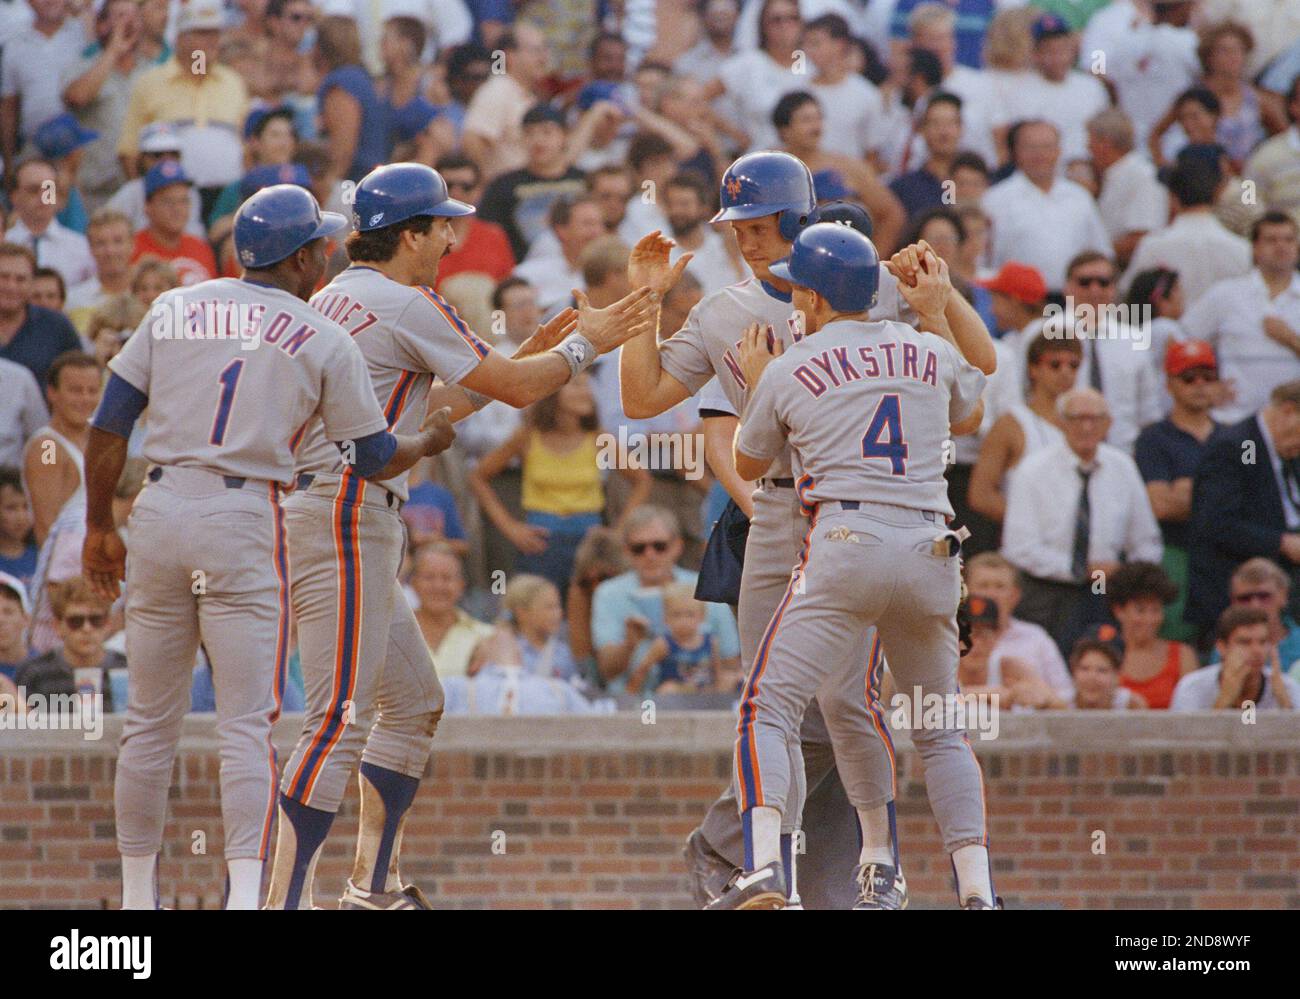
[
  {"left": 338, "top": 880, "right": 433, "bottom": 910},
  {"left": 960, "top": 894, "right": 1004, "bottom": 910},
  {"left": 853, "top": 863, "right": 909, "bottom": 910},
  {"left": 683, "top": 829, "right": 738, "bottom": 908},
  {"left": 705, "top": 862, "right": 788, "bottom": 910}
]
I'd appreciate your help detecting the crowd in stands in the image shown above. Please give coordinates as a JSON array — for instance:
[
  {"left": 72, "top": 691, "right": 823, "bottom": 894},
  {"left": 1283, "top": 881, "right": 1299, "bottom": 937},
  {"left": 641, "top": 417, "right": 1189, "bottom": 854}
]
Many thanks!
[{"left": 2, "top": 0, "right": 1300, "bottom": 717}]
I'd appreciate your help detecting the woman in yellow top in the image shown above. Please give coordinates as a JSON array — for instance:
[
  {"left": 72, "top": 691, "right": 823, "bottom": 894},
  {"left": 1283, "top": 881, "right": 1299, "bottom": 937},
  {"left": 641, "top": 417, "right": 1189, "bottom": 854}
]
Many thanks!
[{"left": 469, "top": 372, "right": 650, "bottom": 595}]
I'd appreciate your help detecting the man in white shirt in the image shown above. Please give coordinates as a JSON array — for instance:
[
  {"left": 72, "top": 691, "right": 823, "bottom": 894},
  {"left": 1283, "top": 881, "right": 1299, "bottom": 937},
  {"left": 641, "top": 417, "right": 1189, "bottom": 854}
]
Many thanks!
[
  {"left": 1087, "top": 108, "right": 1169, "bottom": 267},
  {"left": 982, "top": 120, "right": 1112, "bottom": 290},
  {"left": 0, "top": 0, "right": 85, "bottom": 171},
  {"left": 660, "top": 172, "right": 741, "bottom": 296},
  {"left": 4, "top": 158, "right": 94, "bottom": 287},
  {"left": 1010, "top": 13, "right": 1109, "bottom": 163},
  {"left": 906, "top": 3, "right": 999, "bottom": 167},
  {"left": 1051, "top": 252, "right": 1164, "bottom": 453},
  {"left": 1180, "top": 212, "right": 1300, "bottom": 424},
  {"left": 1086, "top": 0, "right": 1199, "bottom": 147},
  {"left": 1170, "top": 606, "right": 1299, "bottom": 711},
  {"left": 674, "top": 0, "right": 739, "bottom": 83},
  {"left": 513, "top": 196, "right": 605, "bottom": 320},
  {"left": 804, "top": 13, "right": 886, "bottom": 162},
  {"left": 964, "top": 552, "right": 1074, "bottom": 700},
  {"left": 1121, "top": 154, "right": 1251, "bottom": 303},
  {"left": 1002, "top": 387, "right": 1164, "bottom": 653},
  {"left": 65, "top": 209, "right": 134, "bottom": 325},
  {"left": 462, "top": 24, "right": 551, "bottom": 179}
]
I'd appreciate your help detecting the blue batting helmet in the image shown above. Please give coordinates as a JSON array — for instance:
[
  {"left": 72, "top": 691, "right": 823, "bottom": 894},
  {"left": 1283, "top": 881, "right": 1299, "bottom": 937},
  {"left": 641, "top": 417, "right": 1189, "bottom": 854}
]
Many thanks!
[
  {"left": 769, "top": 222, "right": 880, "bottom": 312},
  {"left": 234, "top": 185, "right": 348, "bottom": 269},
  {"left": 711, "top": 150, "right": 816, "bottom": 241},
  {"left": 352, "top": 163, "right": 475, "bottom": 232},
  {"left": 810, "top": 200, "right": 874, "bottom": 240}
]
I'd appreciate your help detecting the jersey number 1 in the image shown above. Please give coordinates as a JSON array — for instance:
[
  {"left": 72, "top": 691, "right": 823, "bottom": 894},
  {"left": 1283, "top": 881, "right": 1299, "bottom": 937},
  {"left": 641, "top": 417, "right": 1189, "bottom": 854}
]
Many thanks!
[
  {"left": 209, "top": 359, "right": 244, "bottom": 446},
  {"left": 860, "top": 394, "right": 908, "bottom": 475}
]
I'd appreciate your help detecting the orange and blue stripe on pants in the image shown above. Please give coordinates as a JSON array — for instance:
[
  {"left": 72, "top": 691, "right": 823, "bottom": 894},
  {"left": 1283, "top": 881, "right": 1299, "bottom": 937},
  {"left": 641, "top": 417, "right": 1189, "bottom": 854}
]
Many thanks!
[
  {"left": 285, "top": 472, "right": 365, "bottom": 804},
  {"left": 257, "top": 481, "right": 291, "bottom": 857},
  {"left": 734, "top": 507, "right": 818, "bottom": 867}
]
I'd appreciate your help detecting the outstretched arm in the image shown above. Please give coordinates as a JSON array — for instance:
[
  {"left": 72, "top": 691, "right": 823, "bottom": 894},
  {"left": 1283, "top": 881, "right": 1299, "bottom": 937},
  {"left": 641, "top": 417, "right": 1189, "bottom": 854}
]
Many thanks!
[{"left": 620, "top": 232, "right": 696, "bottom": 419}]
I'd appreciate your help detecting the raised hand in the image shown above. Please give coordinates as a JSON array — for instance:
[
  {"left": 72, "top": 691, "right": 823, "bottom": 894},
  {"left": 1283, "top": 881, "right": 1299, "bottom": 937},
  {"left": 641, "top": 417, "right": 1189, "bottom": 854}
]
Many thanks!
[
  {"left": 737, "top": 322, "right": 782, "bottom": 388},
  {"left": 573, "top": 285, "right": 659, "bottom": 353},
  {"left": 628, "top": 231, "right": 693, "bottom": 297},
  {"left": 515, "top": 307, "right": 579, "bottom": 357},
  {"left": 890, "top": 243, "right": 951, "bottom": 320}
]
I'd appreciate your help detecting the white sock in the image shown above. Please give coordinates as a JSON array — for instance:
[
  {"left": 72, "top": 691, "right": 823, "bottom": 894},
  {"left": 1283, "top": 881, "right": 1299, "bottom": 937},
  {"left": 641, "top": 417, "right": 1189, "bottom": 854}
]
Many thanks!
[
  {"left": 749, "top": 806, "right": 782, "bottom": 870},
  {"left": 226, "top": 858, "right": 263, "bottom": 909},
  {"left": 856, "top": 806, "right": 896, "bottom": 867},
  {"left": 120, "top": 853, "right": 157, "bottom": 910},
  {"left": 952, "top": 844, "right": 992, "bottom": 904}
]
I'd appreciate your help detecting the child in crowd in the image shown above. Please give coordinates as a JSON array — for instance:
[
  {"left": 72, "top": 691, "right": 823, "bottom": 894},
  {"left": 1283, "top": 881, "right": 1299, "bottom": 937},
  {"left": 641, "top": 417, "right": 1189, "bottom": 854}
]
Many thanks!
[
  {"left": 15, "top": 577, "right": 123, "bottom": 712},
  {"left": 86, "top": 295, "right": 146, "bottom": 370},
  {"left": 473, "top": 574, "right": 581, "bottom": 683},
  {"left": 0, "top": 573, "right": 32, "bottom": 681},
  {"left": 627, "top": 582, "right": 738, "bottom": 694},
  {"left": 0, "top": 469, "right": 37, "bottom": 587},
  {"left": 1065, "top": 638, "right": 1147, "bottom": 710},
  {"left": 470, "top": 372, "right": 649, "bottom": 595}
]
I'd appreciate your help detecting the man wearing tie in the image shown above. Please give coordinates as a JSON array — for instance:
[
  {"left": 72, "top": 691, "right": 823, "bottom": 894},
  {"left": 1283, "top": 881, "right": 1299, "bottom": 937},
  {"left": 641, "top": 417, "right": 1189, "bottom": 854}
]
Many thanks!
[
  {"left": 1187, "top": 379, "right": 1300, "bottom": 644},
  {"left": 1001, "top": 387, "right": 1164, "bottom": 656}
]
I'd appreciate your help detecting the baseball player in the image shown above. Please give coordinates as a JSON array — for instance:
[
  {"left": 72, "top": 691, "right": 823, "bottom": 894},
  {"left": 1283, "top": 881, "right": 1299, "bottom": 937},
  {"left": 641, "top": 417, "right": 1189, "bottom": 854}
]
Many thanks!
[
  {"left": 264, "top": 163, "right": 661, "bottom": 910},
  {"left": 80, "top": 185, "right": 458, "bottom": 909},
  {"left": 621, "top": 152, "right": 997, "bottom": 909},
  {"left": 720, "top": 223, "right": 998, "bottom": 910}
]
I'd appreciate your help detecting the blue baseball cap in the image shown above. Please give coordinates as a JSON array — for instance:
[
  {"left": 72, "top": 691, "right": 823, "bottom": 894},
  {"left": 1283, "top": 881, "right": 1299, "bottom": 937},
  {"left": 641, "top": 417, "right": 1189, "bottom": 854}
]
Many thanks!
[
  {"left": 144, "top": 159, "right": 193, "bottom": 200},
  {"left": 240, "top": 162, "right": 311, "bottom": 201},
  {"left": 1032, "top": 12, "right": 1071, "bottom": 41},
  {"left": 33, "top": 113, "right": 99, "bottom": 160},
  {"left": 575, "top": 80, "right": 620, "bottom": 112},
  {"left": 243, "top": 105, "right": 296, "bottom": 141}
]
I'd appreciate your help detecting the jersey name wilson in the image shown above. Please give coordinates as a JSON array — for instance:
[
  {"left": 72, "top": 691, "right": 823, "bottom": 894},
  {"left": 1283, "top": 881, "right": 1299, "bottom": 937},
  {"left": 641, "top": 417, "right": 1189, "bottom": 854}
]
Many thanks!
[{"left": 790, "top": 340, "right": 940, "bottom": 398}]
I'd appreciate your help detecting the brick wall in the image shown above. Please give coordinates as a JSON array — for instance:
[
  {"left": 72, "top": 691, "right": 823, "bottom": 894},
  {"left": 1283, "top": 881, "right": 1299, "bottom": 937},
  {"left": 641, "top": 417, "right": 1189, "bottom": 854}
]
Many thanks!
[{"left": 1, "top": 713, "right": 1297, "bottom": 909}]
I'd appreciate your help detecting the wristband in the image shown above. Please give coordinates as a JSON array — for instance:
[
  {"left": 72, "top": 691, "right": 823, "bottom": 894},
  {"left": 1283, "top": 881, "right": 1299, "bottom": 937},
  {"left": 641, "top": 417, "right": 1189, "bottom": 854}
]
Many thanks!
[{"left": 551, "top": 332, "right": 597, "bottom": 378}]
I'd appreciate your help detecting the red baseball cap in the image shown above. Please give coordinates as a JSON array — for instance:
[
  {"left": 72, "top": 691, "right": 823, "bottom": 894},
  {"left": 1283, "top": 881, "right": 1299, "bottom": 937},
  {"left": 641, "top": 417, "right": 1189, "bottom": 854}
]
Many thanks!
[
  {"left": 977, "top": 262, "right": 1047, "bottom": 305},
  {"left": 1165, "top": 339, "right": 1217, "bottom": 376}
]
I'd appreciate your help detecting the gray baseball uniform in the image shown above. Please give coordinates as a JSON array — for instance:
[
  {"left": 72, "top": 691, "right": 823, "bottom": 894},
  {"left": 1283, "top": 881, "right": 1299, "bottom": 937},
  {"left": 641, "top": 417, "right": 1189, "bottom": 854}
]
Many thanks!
[
  {"left": 280, "top": 268, "right": 490, "bottom": 812},
  {"left": 108, "top": 278, "right": 387, "bottom": 862},
  {"left": 657, "top": 273, "right": 914, "bottom": 877},
  {"left": 735, "top": 316, "right": 991, "bottom": 854}
]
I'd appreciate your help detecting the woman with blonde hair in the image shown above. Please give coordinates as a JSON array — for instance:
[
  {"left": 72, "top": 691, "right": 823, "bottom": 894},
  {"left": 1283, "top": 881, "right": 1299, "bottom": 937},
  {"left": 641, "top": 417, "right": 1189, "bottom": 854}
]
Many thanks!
[
  {"left": 983, "top": 6, "right": 1040, "bottom": 164},
  {"left": 129, "top": 258, "right": 179, "bottom": 311},
  {"left": 86, "top": 294, "right": 146, "bottom": 369}
]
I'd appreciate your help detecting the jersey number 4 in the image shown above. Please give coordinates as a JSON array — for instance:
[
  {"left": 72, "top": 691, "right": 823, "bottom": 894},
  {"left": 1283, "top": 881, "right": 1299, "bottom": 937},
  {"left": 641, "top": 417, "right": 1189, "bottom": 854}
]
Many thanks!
[
  {"left": 209, "top": 359, "right": 245, "bottom": 446},
  {"left": 860, "top": 394, "right": 908, "bottom": 475}
]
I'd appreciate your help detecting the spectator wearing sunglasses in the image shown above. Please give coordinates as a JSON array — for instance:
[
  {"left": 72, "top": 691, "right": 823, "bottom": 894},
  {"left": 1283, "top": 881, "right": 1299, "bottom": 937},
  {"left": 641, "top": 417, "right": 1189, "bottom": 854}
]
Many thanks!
[
  {"left": 969, "top": 330, "right": 1079, "bottom": 526},
  {"left": 431, "top": 154, "right": 515, "bottom": 293},
  {"left": 1180, "top": 212, "right": 1300, "bottom": 425},
  {"left": 590, "top": 505, "right": 739, "bottom": 694},
  {"left": 1215, "top": 559, "right": 1300, "bottom": 680},
  {"left": 1134, "top": 339, "right": 1221, "bottom": 642},
  {"left": 15, "top": 576, "right": 122, "bottom": 712}
]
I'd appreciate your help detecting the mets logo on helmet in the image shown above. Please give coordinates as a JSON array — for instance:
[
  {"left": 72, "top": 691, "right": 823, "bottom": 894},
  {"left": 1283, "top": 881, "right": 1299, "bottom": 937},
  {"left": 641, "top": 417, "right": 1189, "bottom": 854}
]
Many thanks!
[
  {"left": 240, "top": 248, "right": 255, "bottom": 265},
  {"left": 725, "top": 176, "right": 742, "bottom": 198},
  {"left": 369, "top": 212, "right": 385, "bottom": 227}
]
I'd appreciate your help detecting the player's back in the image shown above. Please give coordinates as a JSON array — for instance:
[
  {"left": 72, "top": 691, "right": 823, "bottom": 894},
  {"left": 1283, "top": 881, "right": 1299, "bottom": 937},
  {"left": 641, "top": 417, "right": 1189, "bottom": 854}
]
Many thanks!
[
  {"left": 294, "top": 265, "right": 491, "bottom": 500},
  {"left": 758, "top": 318, "right": 986, "bottom": 517},
  {"left": 112, "top": 277, "right": 370, "bottom": 486}
]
